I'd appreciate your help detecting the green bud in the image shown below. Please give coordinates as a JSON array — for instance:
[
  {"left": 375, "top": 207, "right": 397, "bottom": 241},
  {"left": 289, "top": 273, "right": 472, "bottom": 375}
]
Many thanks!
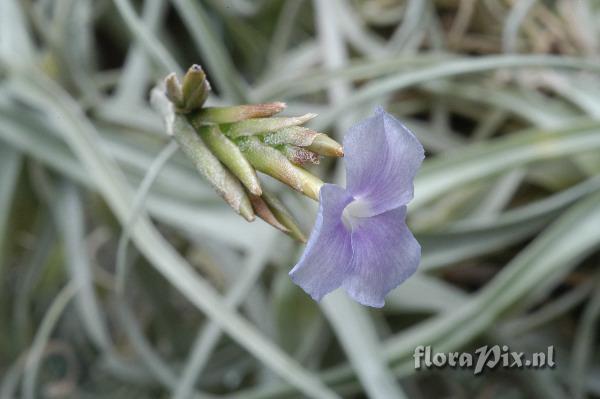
[
  {"left": 238, "top": 137, "right": 323, "bottom": 201},
  {"left": 171, "top": 114, "right": 254, "bottom": 221},
  {"left": 280, "top": 145, "right": 320, "bottom": 165},
  {"left": 192, "top": 102, "right": 286, "bottom": 125},
  {"left": 261, "top": 191, "right": 306, "bottom": 243},
  {"left": 225, "top": 113, "right": 317, "bottom": 138},
  {"left": 306, "top": 134, "right": 344, "bottom": 157},
  {"left": 164, "top": 73, "right": 184, "bottom": 108},
  {"left": 196, "top": 124, "right": 262, "bottom": 196},
  {"left": 181, "top": 64, "right": 210, "bottom": 112}
]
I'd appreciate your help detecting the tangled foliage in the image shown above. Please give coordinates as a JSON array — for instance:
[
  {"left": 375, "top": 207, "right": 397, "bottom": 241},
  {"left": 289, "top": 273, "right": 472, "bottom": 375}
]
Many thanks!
[{"left": 1, "top": 0, "right": 600, "bottom": 398}]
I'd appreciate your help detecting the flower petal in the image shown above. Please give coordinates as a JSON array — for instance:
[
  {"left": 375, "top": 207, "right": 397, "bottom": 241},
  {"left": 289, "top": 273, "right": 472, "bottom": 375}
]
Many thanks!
[
  {"left": 344, "top": 108, "right": 424, "bottom": 215},
  {"left": 289, "top": 184, "right": 354, "bottom": 301},
  {"left": 342, "top": 206, "right": 420, "bottom": 307}
]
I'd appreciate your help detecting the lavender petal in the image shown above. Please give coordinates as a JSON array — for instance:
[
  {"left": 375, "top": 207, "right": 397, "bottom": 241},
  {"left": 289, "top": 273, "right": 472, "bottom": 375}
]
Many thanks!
[
  {"left": 342, "top": 206, "right": 420, "bottom": 307},
  {"left": 289, "top": 184, "right": 354, "bottom": 301},
  {"left": 344, "top": 108, "right": 424, "bottom": 216}
]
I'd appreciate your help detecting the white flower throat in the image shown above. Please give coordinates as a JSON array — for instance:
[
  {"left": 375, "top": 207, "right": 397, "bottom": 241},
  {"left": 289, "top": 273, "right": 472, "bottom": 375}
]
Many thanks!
[{"left": 342, "top": 198, "right": 371, "bottom": 229}]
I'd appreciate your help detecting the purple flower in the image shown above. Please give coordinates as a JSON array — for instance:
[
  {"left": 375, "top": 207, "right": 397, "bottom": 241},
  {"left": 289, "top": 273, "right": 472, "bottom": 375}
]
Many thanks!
[{"left": 289, "top": 108, "right": 425, "bottom": 307}]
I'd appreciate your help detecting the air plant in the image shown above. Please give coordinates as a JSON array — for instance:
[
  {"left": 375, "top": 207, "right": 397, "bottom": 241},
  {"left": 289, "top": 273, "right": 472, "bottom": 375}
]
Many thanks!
[{"left": 152, "top": 64, "right": 343, "bottom": 242}]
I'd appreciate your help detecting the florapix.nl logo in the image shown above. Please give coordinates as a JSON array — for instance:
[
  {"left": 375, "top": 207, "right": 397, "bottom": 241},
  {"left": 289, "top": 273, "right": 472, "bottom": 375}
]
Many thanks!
[{"left": 413, "top": 345, "right": 556, "bottom": 375}]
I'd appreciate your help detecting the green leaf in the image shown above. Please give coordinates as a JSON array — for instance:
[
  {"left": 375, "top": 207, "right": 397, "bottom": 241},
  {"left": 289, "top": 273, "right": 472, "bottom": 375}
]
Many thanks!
[{"left": 413, "top": 121, "right": 600, "bottom": 209}]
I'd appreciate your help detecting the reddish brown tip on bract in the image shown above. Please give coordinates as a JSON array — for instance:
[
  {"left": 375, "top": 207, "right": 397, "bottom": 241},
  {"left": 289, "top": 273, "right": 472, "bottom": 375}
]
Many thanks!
[
  {"left": 245, "top": 102, "right": 287, "bottom": 118},
  {"left": 250, "top": 194, "right": 290, "bottom": 233}
]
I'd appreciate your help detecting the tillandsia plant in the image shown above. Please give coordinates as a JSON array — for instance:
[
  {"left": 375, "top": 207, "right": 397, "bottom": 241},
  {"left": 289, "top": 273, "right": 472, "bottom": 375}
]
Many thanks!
[{"left": 153, "top": 65, "right": 424, "bottom": 307}]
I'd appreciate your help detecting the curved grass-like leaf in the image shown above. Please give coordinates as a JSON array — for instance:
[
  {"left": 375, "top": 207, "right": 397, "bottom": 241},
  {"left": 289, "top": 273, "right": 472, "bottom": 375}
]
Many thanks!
[
  {"left": 413, "top": 121, "right": 600, "bottom": 209},
  {"left": 312, "top": 55, "right": 600, "bottom": 129},
  {"left": 112, "top": 0, "right": 180, "bottom": 74},
  {"left": 418, "top": 175, "right": 600, "bottom": 270}
]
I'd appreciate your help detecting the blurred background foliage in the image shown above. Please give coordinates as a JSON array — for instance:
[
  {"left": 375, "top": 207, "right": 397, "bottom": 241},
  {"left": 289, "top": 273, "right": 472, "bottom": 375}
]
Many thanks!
[{"left": 1, "top": 0, "right": 600, "bottom": 398}]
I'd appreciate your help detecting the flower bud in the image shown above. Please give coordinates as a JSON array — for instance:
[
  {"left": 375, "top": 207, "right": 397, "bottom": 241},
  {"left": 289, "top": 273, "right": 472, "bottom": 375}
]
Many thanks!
[
  {"left": 306, "top": 134, "right": 344, "bottom": 157},
  {"left": 238, "top": 137, "right": 323, "bottom": 201},
  {"left": 225, "top": 113, "right": 317, "bottom": 138},
  {"left": 193, "top": 102, "right": 286, "bottom": 124},
  {"left": 171, "top": 114, "right": 254, "bottom": 221},
  {"left": 181, "top": 64, "right": 210, "bottom": 112},
  {"left": 164, "top": 73, "right": 184, "bottom": 108},
  {"left": 196, "top": 124, "right": 262, "bottom": 195}
]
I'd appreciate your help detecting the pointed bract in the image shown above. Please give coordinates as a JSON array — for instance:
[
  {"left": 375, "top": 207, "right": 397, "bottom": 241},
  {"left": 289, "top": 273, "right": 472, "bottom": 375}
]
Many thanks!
[
  {"left": 249, "top": 191, "right": 306, "bottom": 242},
  {"left": 194, "top": 102, "right": 286, "bottom": 124},
  {"left": 250, "top": 194, "right": 290, "bottom": 233},
  {"left": 172, "top": 114, "right": 254, "bottom": 221},
  {"left": 197, "top": 124, "right": 262, "bottom": 195},
  {"left": 263, "top": 126, "right": 319, "bottom": 147},
  {"left": 261, "top": 191, "right": 306, "bottom": 242},
  {"left": 226, "top": 114, "right": 318, "bottom": 138},
  {"left": 264, "top": 128, "right": 343, "bottom": 157},
  {"left": 307, "top": 134, "right": 344, "bottom": 157},
  {"left": 239, "top": 137, "right": 323, "bottom": 201}
]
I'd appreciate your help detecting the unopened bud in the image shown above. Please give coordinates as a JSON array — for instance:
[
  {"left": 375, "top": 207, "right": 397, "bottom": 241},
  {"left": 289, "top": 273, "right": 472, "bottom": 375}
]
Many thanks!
[
  {"left": 181, "top": 64, "right": 210, "bottom": 112},
  {"left": 164, "top": 73, "right": 184, "bottom": 108},
  {"left": 306, "top": 134, "right": 344, "bottom": 157},
  {"left": 193, "top": 102, "right": 286, "bottom": 125},
  {"left": 238, "top": 137, "right": 323, "bottom": 201},
  {"left": 225, "top": 113, "right": 317, "bottom": 138}
]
